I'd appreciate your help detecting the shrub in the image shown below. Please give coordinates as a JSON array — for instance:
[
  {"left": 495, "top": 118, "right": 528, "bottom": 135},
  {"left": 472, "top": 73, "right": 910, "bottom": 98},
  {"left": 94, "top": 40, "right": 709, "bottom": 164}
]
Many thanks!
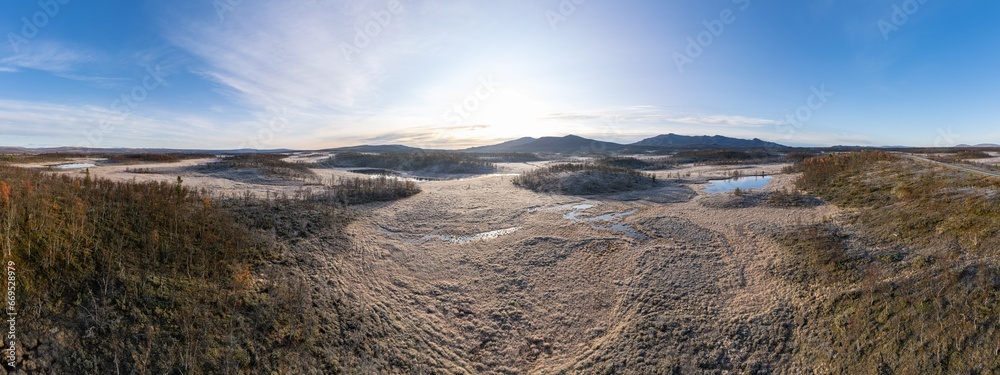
[
  {"left": 321, "top": 152, "right": 497, "bottom": 174},
  {"left": 513, "top": 163, "right": 659, "bottom": 195},
  {"left": 203, "top": 153, "right": 316, "bottom": 181},
  {"left": 670, "top": 149, "right": 783, "bottom": 165},
  {"left": 596, "top": 156, "right": 676, "bottom": 171},
  {"left": 324, "top": 176, "right": 422, "bottom": 205}
]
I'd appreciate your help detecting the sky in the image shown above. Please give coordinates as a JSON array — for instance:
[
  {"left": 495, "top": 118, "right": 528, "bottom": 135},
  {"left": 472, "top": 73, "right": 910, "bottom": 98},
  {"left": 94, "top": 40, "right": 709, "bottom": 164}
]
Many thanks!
[{"left": 1, "top": 0, "right": 999, "bottom": 149}]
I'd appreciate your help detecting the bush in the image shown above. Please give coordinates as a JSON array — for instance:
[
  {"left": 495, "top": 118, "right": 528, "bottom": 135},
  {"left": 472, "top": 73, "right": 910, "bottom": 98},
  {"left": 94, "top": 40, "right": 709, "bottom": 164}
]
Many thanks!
[
  {"left": 324, "top": 176, "right": 422, "bottom": 205},
  {"left": 204, "top": 153, "right": 316, "bottom": 181},
  {"left": 596, "top": 156, "right": 676, "bottom": 171},
  {"left": 322, "top": 152, "right": 497, "bottom": 174},
  {"left": 670, "top": 149, "right": 783, "bottom": 165},
  {"left": 466, "top": 152, "right": 544, "bottom": 163},
  {"left": 513, "top": 163, "right": 659, "bottom": 195},
  {"left": 103, "top": 153, "right": 217, "bottom": 164}
]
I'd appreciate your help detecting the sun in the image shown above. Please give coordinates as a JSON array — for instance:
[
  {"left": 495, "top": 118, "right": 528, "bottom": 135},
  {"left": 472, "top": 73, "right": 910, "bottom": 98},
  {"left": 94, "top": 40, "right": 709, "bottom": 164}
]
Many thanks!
[{"left": 464, "top": 87, "right": 552, "bottom": 140}]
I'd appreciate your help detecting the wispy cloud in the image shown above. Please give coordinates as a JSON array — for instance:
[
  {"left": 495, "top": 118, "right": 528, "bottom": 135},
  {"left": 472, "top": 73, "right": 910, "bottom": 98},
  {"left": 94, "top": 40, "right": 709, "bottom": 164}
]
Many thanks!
[
  {"left": 165, "top": 1, "right": 437, "bottom": 111},
  {"left": 540, "top": 107, "right": 781, "bottom": 127},
  {"left": 670, "top": 115, "right": 782, "bottom": 127},
  {"left": 361, "top": 124, "right": 493, "bottom": 148},
  {"left": 0, "top": 42, "right": 96, "bottom": 73},
  {"left": 0, "top": 99, "right": 256, "bottom": 148}
]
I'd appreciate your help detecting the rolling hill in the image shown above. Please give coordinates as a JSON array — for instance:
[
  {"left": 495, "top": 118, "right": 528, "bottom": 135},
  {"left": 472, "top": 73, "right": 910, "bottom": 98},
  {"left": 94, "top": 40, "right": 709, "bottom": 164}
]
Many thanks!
[
  {"left": 632, "top": 133, "right": 788, "bottom": 149},
  {"left": 463, "top": 135, "right": 626, "bottom": 154}
]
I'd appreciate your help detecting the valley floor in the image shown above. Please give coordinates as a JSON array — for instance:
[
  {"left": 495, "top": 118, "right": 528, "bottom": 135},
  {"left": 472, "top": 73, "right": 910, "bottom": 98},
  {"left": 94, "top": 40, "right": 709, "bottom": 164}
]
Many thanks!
[
  {"left": 292, "top": 162, "right": 835, "bottom": 373},
  {"left": 17, "top": 158, "right": 840, "bottom": 373}
]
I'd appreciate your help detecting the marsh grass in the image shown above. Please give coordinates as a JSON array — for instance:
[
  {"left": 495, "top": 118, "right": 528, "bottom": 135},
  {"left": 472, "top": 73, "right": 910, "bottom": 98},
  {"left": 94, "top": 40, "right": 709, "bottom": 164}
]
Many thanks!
[
  {"left": 780, "top": 151, "right": 1000, "bottom": 373},
  {"left": 0, "top": 163, "right": 426, "bottom": 373}
]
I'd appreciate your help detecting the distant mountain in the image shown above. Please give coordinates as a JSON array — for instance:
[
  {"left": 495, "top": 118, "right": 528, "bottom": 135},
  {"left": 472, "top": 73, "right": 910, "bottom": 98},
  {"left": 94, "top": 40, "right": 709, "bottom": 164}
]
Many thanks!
[
  {"left": 463, "top": 137, "right": 538, "bottom": 153},
  {"left": 465, "top": 135, "right": 626, "bottom": 154},
  {"left": 631, "top": 134, "right": 788, "bottom": 149},
  {"left": 956, "top": 143, "right": 1000, "bottom": 148},
  {"left": 326, "top": 144, "right": 424, "bottom": 153},
  {"left": 0, "top": 147, "right": 295, "bottom": 154}
]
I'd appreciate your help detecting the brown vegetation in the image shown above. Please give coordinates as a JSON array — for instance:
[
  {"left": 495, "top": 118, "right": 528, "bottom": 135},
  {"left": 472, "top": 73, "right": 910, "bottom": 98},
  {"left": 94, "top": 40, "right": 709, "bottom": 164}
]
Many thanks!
[
  {"left": 196, "top": 153, "right": 316, "bottom": 182},
  {"left": 779, "top": 151, "right": 999, "bottom": 373},
  {"left": 513, "top": 163, "right": 659, "bottom": 195},
  {"left": 596, "top": 156, "right": 676, "bottom": 170},
  {"left": 670, "top": 149, "right": 783, "bottom": 165},
  {"left": 0, "top": 162, "right": 426, "bottom": 373},
  {"left": 324, "top": 176, "right": 422, "bottom": 205},
  {"left": 103, "top": 153, "right": 214, "bottom": 164},
  {"left": 322, "top": 152, "right": 497, "bottom": 174}
]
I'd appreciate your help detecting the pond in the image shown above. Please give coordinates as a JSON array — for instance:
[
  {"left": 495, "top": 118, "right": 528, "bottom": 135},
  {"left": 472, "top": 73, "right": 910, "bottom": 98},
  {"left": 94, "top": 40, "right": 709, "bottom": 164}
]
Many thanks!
[
  {"left": 53, "top": 163, "right": 96, "bottom": 169},
  {"left": 703, "top": 175, "right": 773, "bottom": 194}
]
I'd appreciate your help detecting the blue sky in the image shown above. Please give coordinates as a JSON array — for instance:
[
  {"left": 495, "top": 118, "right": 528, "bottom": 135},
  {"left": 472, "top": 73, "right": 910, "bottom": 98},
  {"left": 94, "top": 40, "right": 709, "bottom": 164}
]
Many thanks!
[{"left": 1, "top": 0, "right": 999, "bottom": 149}]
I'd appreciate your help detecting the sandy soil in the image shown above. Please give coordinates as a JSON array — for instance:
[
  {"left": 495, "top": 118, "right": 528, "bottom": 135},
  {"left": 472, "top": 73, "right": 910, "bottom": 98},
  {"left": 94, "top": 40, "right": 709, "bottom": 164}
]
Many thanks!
[{"left": 14, "top": 156, "right": 836, "bottom": 372}]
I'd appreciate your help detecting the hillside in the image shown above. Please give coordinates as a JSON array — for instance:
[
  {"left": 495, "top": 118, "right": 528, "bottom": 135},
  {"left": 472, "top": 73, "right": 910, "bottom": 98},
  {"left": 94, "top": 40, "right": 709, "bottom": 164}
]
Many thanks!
[
  {"left": 326, "top": 144, "right": 426, "bottom": 153},
  {"left": 632, "top": 133, "right": 787, "bottom": 149},
  {"left": 465, "top": 135, "right": 625, "bottom": 154},
  {"left": 463, "top": 134, "right": 788, "bottom": 154},
  {"left": 956, "top": 143, "right": 1000, "bottom": 148},
  {"left": 462, "top": 137, "right": 538, "bottom": 153}
]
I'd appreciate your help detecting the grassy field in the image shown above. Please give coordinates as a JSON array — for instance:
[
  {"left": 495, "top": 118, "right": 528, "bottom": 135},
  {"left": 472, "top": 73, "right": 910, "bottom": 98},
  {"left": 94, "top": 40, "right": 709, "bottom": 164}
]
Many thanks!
[
  {"left": 0, "top": 164, "right": 422, "bottom": 373},
  {"left": 779, "top": 151, "right": 999, "bottom": 373}
]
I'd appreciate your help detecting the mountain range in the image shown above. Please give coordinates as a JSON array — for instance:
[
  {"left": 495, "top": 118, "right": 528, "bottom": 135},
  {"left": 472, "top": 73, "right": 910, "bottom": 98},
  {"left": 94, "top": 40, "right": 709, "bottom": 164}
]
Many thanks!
[
  {"left": 462, "top": 134, "right": 788, "bottom": 153},
  {"left": 631, "top": 133, "right": 787, "bottom": 149},
  {"left": 956, "top": 143, "right": 1000, "bottom": 148},
  {"left": 2, "top": 134, "right": 791, "bottom": 155}
]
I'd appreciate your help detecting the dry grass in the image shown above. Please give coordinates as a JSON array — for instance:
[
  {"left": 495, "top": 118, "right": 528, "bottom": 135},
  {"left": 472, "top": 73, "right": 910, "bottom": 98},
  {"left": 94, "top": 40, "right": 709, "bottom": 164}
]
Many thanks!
[
  {"left": 0, "top": 163, "right": 426, "bottom": 373},
  {"left": 779, "top": 151, "right": 1000, "bottom": 374}
]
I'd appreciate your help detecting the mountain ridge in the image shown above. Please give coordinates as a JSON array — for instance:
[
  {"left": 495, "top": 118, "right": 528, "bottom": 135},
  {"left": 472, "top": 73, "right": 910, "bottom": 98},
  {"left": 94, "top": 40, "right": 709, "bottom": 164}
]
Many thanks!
[{"left": 632, "top": 133, "right": 787, "bottom": 149}]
